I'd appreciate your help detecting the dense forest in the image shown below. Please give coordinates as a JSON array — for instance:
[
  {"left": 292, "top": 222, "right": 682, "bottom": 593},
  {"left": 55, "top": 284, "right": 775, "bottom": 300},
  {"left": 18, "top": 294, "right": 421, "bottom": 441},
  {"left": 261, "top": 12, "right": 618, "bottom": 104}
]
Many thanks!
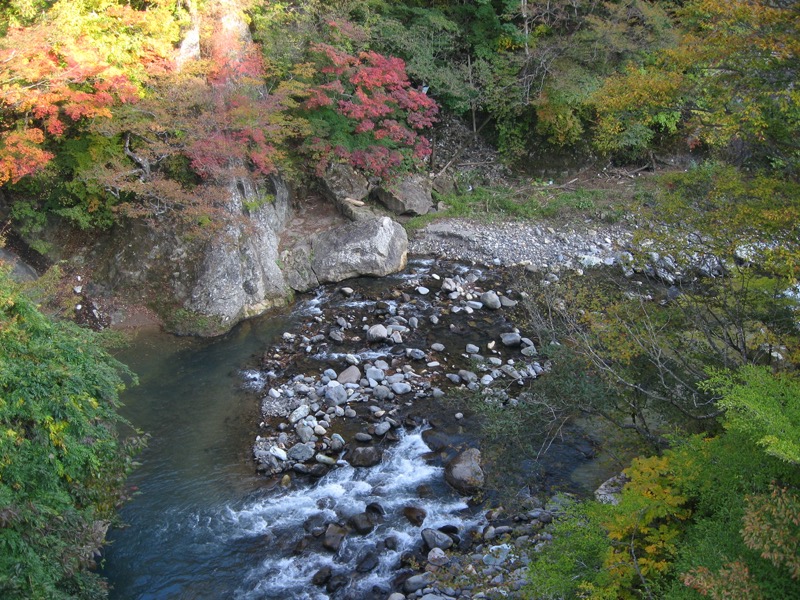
[{"left": 1, "top": 0, "right": 798, "bottom": 598}]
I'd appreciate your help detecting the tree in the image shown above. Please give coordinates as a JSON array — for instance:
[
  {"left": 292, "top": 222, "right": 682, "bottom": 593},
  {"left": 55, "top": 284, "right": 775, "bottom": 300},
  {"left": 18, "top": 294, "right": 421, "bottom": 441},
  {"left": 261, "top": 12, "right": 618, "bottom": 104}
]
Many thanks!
[
  {"left": 591, "top": 0, "right": 800, "bottom": 170},
  {"left": 0, "top": 265, "right": 142, "bottom": 598},
  {"left": 301, "top": 42, "right": 438, "bottom": 178},
  {"left": 0, "top": 0, "right": 184, "bottom": 229}
]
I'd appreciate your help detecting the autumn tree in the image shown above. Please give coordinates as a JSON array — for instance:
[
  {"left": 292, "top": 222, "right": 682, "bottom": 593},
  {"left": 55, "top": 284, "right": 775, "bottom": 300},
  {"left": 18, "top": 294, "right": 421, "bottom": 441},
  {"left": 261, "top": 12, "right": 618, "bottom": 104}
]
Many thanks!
[
  {"left": 591, "top": 0, "right": 800, "bottom": 169},
  {"left": 300, "top": 42, "right": 438, "bottom": 178},
  {"left": 0, "top": 0, "right": 184, "bottom": 229}
]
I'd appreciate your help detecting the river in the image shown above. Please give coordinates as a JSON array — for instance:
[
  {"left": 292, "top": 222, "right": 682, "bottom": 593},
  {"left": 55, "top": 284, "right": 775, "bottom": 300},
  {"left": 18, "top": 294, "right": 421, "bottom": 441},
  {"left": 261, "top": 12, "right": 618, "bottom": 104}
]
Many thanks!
[{"left": 101, "top": 260, "right": 617, "bottom": 599}]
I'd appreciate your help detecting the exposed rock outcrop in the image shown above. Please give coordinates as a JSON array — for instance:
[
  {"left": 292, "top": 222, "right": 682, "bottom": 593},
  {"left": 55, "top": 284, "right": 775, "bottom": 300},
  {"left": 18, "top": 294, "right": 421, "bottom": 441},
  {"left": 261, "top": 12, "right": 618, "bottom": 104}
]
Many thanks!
[
  {"left": 374, "top": 174, "right": 433, "bottom": 216},
  {"left": 96, "top": 175, "right": 292, "bottom": 335}
]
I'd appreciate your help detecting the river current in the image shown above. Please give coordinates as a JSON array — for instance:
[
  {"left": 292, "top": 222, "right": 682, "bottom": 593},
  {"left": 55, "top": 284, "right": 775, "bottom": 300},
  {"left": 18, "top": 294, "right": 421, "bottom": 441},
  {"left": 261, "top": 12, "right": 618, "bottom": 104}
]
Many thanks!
[
  {"left": 102, "top": 259, "right": 613, "bottom": 599},
  {"left": 102, "top": 278, "right": 480, "bottom": 599}
]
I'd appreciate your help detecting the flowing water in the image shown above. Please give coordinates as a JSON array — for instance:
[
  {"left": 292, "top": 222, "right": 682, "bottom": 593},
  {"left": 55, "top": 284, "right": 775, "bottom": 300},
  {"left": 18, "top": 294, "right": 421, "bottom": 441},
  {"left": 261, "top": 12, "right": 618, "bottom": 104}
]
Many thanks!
[
  {"left": 102, "top": 296, "right": 477, "bottom": 599},
  {"left": 103, "top": 260, "right": 616, "bottom": 599}
]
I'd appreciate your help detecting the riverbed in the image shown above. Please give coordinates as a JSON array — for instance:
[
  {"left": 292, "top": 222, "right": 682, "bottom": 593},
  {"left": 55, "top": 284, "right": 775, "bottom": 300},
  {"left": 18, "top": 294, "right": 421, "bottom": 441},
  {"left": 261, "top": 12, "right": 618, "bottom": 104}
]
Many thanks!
[{"left": 101, "top": 259, "right": 620, "bottom": 599}]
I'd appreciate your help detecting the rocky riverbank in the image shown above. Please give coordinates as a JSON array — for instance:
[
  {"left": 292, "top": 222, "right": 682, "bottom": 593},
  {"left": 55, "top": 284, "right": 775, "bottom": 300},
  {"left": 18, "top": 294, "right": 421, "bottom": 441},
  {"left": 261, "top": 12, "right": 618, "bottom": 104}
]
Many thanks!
[{"left": 242, "top": 234, "right": 635, "bottom": 598}]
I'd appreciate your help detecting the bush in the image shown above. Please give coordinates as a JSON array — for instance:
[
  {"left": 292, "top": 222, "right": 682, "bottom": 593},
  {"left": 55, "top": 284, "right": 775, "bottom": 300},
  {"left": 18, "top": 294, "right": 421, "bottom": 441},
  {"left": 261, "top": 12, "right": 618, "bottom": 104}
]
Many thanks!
[{"left": 0, "top": 267, "right": 142, "bottom": 598}]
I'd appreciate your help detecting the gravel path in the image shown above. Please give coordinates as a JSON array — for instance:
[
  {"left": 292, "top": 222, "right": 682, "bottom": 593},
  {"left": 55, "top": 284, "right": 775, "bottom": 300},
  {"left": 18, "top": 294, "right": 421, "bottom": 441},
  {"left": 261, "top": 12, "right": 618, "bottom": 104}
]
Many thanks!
[{"left": 409, "top": 218, "right": 635, "bottom": 272}]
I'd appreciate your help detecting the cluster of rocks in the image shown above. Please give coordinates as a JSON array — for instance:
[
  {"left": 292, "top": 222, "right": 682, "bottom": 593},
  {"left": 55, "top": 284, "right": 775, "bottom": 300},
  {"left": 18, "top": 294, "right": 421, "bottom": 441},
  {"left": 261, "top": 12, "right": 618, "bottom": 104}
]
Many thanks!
[
  {"left": 387, "top": 498, "right": 575, "bottom": 600},
  {"left": 409, "top": 219, "right": 633, "bottom": 274},
  {"left": 242, "top": 257, "right": 594, "bottom": 598},
  {"left": 250, "top": 262, "right": 551, "bottom": 491}
]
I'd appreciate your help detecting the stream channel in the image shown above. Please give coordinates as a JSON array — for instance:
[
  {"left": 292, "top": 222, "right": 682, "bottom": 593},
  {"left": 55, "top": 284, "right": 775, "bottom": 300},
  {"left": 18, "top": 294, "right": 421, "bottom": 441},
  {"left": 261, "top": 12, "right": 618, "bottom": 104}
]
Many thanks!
[{"left": 102, "top": 258, "right": 611, "bottom": 599}]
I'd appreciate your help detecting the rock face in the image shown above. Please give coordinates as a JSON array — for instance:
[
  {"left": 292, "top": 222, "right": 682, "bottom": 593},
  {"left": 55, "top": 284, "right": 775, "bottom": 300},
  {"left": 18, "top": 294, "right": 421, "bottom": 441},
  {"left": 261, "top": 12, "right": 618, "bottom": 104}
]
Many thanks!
[
  {"left": 310, "top": 217, "right": 408, "bottom": 284},
  {"left": 320, "top": 162, "right": 370, "bottom": 204},
  {"left": 444, "top": 448, "right": 485, "bottom": 495},
  {"left": 96, "top": 175, "right": 292, "bottom": 335},
  {"left": 374, "top": 175, "right": 433, "bottom": 216}
]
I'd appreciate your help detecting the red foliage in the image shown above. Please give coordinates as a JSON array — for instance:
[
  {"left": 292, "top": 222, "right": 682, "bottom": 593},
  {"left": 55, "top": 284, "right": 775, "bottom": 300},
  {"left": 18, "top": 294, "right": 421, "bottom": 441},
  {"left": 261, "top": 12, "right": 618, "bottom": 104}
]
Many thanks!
[
  {"left": 0, "top": 24, "right": 140, "bottom": 184},
  {"left": 305, "top": 43, "right": 438, "bottom": 178}
]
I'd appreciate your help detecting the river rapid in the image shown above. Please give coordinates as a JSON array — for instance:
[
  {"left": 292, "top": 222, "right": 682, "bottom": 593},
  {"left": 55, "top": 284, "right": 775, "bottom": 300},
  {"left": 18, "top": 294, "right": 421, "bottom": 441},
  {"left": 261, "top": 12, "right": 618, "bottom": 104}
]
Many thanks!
[{"left": 102, "top": 258, "right": 615, "bottom": 599}]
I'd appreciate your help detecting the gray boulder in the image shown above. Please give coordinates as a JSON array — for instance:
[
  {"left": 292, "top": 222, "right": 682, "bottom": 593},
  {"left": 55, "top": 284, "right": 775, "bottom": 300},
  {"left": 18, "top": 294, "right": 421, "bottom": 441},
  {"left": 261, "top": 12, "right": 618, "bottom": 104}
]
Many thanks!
[
  {"left": 444, "top": 448, "right": 485, "bottom": 495},
  {"left": 374, "top": 174, "right": 433, "bottom": 216},
  {"left": 323, "top": 523, "right": 348, "bottom": 552},
  {"left": 337, "top": 365, "right": 361, "bottom": 385},
  {"left": 367, "top": 324, "right": 389, "bottom": 342},
  {"left": 422, "top": 528, "right": 454, "bottom": 550},
  {"left": 287, "top": 443, "right": 315, "bottom": 462},
  {"left": 311, "top": 217, "right": 408, "bottom": 283},
  {"left": 481, "top": 291, "right": 502, "bottom": 310},
  {"left": 349, "top": 446, "right": 383, "bottom": 467}
]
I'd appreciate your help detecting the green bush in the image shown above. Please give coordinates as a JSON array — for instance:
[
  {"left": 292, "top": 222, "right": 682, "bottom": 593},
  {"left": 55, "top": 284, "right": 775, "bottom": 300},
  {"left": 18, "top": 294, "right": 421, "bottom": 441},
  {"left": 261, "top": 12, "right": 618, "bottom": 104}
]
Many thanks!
[{"left": 0, "top": 267, "right": 142, "bottom": 599}]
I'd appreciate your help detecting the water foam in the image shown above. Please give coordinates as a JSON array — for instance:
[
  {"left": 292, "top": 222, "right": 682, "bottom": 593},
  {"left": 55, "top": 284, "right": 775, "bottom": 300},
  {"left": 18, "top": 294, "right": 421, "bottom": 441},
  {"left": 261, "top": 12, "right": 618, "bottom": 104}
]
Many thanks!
[{"left": 222, "top": 429, "right": 479, "bottom": 599}]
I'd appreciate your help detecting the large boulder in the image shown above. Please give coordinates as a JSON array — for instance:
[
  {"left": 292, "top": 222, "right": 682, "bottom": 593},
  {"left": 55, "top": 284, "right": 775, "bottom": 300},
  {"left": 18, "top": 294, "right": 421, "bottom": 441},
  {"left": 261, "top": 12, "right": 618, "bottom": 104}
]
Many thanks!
[
  {"left": 374, "top": 175, "right": 433, "bottom": 216},
  {"left": 444, "top": 448, "right": 485, "bottom": 495},
  {"left": 311, "top": 217, "right": 407, "bottom": 283}
]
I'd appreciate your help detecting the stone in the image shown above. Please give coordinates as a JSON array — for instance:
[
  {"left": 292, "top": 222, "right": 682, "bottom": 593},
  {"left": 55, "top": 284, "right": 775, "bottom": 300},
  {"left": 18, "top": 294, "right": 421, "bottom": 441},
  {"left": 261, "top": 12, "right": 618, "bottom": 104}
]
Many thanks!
[
  {"left": 288, "top": 404, "right": 310, "bottom": 424},
  {"left": 350, "top": 446, "right": 383, "bottom": 467},
  {"left": 388, "top": 594, "right": 405, "bottom": 600},
  {"left": 404, "top": 572, "right": 435, "bottom": 593},
  {"left": 295, "top": 424, "right": 316, "bottom": 444},
  {"left": 312, "top": 566, "right": 331, "bottom": 586},
  {"left": 355, "top": 551, "right": 380, "bottom": 573},
  {"left": 428, "top": 547, "right": 449, "bottom": 566},
  {"left": 374, "top": 174, "right": 433, "bottom": 216},
  {"left": 319, "top": 162, "right": 369, "bottom": 204},
  {"left": 458, "top": 369, "right": 478, "bottom": 383},
  {"left": 287, "top": 443, "right": 315, "bottom": 462},
  {"left": 349, "top": 512, "right": 378, "bottom": 534},
  {"left": 595, "top": 473, "right": 629, "bottom": 505},
  {"left": 367, "top": 324, "right": 389, "bottom": 342},
  {"left": 355, "top": 432, "right": 373, "bottom": 442},
  {"left": 422, "top": 528, "right": 454, "bottom": 550},
  {"left": 406, "top": 348, "right": 426, "bottom": 360},
  {"left": 373, "top": 385, "right": 392, "bottom": 400},
  {"left": 417, "top": 286, "right": 430, "bottom": 295},
  {"left": 337, "top": 365, "right": 361, "bottom": 385},
  {"left": 269, "top": 446, "right": 287, "bottom": 461},
  {"left": 328, "top": 329, "right": 344, "bottom": 342},
  {"left": 445, "top": 448, "right": 485, "bottom": 495},
  {"left": 431, "top": 342, "right": 445, "bottom": 352},
  {"left": 402, "top": 506, "right": 427, "bottom": 526},
  {"left": 311, "top": 217, "right": 408, "bottom": 283},
  {"left": 481, "top": 291, "right": 502, "bottom": 309},
  {"left": 374, "top": 421, "right": 392, "bottom": 436},
  {"left": 325, "top": 384, "right": 348, "bottom": 406},
  {"left": 391, "top": 381, "right": 412, "bottom": 395},
  {"left": 365, "top": 366, "right": 385, "bottom": 381},
  {"left": 315, "top": 453, "right": 337, "bottom": 466},
  {"left": 466, "top": 343, "right": 480, "bottom": 354},
  {"left": 441, "top": 278, "right": 458, "bottom": 293},
  {"left": 501, "top": 332, "right": 522, "bottom": 346},
  {"left": 323, "top": 524, "right": 348, "bottom": 552},
  {"left": 330, "top": 434, "right": 345, "bottom": 452},
  {"left": 482, "top": 544, "right": 511, "bottom": 566}
]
